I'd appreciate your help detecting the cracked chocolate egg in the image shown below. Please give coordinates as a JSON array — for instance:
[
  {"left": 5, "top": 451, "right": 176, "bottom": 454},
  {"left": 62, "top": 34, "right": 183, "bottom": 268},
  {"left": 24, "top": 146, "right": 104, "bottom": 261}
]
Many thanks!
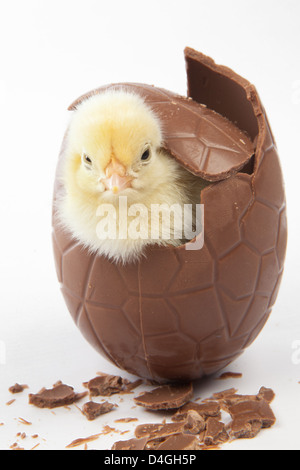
[{"left": 52, "top": 48, "right": 287, "bottom": 383}]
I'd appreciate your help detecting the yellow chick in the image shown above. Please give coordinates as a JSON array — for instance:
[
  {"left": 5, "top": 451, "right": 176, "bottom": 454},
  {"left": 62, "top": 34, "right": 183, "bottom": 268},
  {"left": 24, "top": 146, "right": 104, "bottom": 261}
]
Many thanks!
[{"left": 56, "top": 90, "right": 208, "bottom": 263}]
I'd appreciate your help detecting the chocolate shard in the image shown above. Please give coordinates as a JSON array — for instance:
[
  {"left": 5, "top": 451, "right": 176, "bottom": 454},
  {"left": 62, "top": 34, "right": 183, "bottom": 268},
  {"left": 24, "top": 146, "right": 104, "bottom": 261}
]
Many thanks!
[
  {"left": 183, "top": 410, "right": 206, "bottom": 434},
  {"left": 230, "top": 417, "right": 262, "bottom": 440},
  {"left": 203, "top": 418, "right": 229, "bottom": 446},
  {"left": 84, "top": 373, "right": 127, "bottom": 397},
  {"left": 172, "top": 400, "right": 220, "bottom": 421},
  {"left": 82, "top": 401, "right": 115, "bottom": 421},
  {"left": 111, "top": 437, "right": 148, "bottom": 451},
  {"left": 134, "top": 383, "right": 193, "bottom": 410},
  {"left": 217, "top": 372, "right": 243, "bottom": 380},
  {"left": 257, "top": 387, "right": 275, "bottom": 404},
  {"left": 155, "top": 433, "right": 200, "bottom": 450},
  {"left": 228, "top": 398, "right": 276, "bottom": 440},
  {"left": 211, "top": 388, "right": 238, "bottom": 400},
  {"left": 28, "top": 383, "right": 87, "bottom": 409},
  {"left": 135, "top": 422, "right": 185, "bottom": 440},
  {"left": 228, "top": 398, "right": 276, "bottom": 428}
]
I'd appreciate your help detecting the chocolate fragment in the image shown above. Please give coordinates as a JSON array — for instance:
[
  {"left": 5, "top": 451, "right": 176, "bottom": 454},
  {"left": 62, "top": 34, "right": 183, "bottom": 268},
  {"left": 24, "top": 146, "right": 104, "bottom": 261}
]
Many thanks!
[
  {"left": 134, "top": 383, "right": 193, "bottom": 410},
  {"left": 211, "top": 388, "right": 238, "bottom": 400},
  {"left": 184, "top": 410, "right": 206, "bottom": 434},
  {"left": 122, "top": 379, "right": 144, "bottom": 393},
  {"left": 135, "top": 422, "right": 185, "bottom": 440},
  {"left": 172, "top": 400, "right": 220, "bottom": 421},
  {"left": 84, "top": 373, "right": 130, "bottom": 397},
  {"left": 203, "top": 418, "right": 229, "bottom": 446},
  {"left": 9, "top": 384, "right": 28, "bottom": 394},
  {"left": 6, "top": 399, "right": 16, "bottom": 406},
  {"left": 115, "top": 417, "right": 138, "bottom": 423},
  {"left": 82, "top": 401, "right": 115, "bottom": 421},
  {"left": 155, "top": 433, "right": 199, "bottom": 450},
  {"left": 226, "top": 397, "right": 276, "bottom": 439},
  {"left": 109, "top": 384, "right": 276, "bottom": 450},
  {"left": 258, "top": 387, "right": 275, "bottom": 404},
  {"left": 217, "top": 372, "right": 243, "bottom": 380},
  {"left": 28, "top": 383, "right": 87, "bottom": 409},
  {"left": 10, "top": 442, "right": 24, "bottom": 450},
  {"left": 18, "top": 417, "right": 32, "bottom": 425},
  {"left": 65, "top": 433, "right": 102, "bottom": 449},
  {"left": 230, "top": 417, "right": 262, "bottom": 440},
  {"left": 111, "top": 437, "right": 148, "bottom": 450},
  {"left": 221, "top": 389, "right": 275, "bottom": 409},
  {"left": 228, "top": 399, "right": 276, "bottom": 430}
]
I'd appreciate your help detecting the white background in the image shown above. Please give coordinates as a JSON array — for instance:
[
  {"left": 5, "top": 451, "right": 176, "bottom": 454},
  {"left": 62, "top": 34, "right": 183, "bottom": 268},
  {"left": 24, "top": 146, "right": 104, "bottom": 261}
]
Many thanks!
[{"left": 0, "top": 0, "right": 299, "bottom": 451}]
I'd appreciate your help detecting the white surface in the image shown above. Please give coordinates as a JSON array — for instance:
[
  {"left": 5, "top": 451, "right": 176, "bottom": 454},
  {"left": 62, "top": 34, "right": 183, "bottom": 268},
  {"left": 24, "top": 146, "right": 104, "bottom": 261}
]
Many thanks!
[{"left": 0, "top": 0, "right": 299, "bottom": 451}]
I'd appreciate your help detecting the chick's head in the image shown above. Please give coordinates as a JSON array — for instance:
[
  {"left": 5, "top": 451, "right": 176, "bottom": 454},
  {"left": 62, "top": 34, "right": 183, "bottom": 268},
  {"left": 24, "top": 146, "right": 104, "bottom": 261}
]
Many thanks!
[{"left": 64, "top": 90, "right": 164, "bottom": 205}]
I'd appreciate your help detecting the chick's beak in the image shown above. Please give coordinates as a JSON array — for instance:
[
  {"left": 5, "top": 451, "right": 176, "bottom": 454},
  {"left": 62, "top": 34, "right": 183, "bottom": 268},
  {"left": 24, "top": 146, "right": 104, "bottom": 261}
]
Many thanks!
[{"left": 102, "top": 157, "right": 132, "bottom": 194}]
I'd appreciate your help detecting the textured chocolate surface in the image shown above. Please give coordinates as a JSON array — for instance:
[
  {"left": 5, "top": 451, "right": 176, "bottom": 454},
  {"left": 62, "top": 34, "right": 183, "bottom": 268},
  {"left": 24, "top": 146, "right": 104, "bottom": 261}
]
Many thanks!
[
  {"left": 82, "top": 401, "right": 115, "bottom": 420},
  {"left": 52, "top": 48, "right": 287, "bottom": 383},
  {"left": 68, "top": 83, "right": 254, "bottom": 182},
  {"left": 84, "top": 373, "right": 125, "bottom": 397},
  {"left": 134, "top": 383, "right": 193, "bottom": 410},
  {"left": 111, "top": 437, "right": 148, "bottom": 450},
  {"left": 28, "top": 383, "right": 87, "bottom": 409},
  {"left": 203, "top": 417, "right": 229, "bottom": 446}
]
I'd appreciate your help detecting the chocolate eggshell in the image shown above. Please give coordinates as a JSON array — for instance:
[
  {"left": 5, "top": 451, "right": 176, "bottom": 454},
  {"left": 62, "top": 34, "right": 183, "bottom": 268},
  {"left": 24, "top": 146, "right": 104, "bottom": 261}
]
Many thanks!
[{"left": 52, "top": 49, "right": 287, "bottom": 383}]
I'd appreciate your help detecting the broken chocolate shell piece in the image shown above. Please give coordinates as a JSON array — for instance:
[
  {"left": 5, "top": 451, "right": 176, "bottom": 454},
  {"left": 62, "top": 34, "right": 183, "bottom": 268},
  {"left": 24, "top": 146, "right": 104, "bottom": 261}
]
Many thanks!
[
  {"left": 203, "top": 417, "right": 229, "bottom": 446},
  {"left": 134, "top": 383, "right": 193, "bottom": 410},
  {"left": 84, "top": 373, "right": 125, "bottom": 397},
  {"left": 82, "top": 401, "right": 115, "bottom": 420},
  {"left": 28, "top": 383, "right": 87, "bottom": 409},
  {"left": 111, "top": 437, "right": 148, "bottom": 451},
  {"left": 155, "top": 432, "right": 200, "bottom": 451}
]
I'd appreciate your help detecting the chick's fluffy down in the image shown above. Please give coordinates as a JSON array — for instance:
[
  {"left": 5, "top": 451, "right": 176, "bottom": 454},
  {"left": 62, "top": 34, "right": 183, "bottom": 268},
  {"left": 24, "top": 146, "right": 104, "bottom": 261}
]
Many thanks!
[{"left": 56, "top": 90, "right": 207, "bottom": 264}]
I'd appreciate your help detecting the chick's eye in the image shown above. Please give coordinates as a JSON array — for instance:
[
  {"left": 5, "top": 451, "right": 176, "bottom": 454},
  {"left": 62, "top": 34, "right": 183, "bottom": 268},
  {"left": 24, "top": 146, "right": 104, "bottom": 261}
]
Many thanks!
[
  {"left": 141, "top": 149, "right": 150, "bottom": 161},
  {"left": 83, "top": 154, "right": 92, "bottom": 165}
]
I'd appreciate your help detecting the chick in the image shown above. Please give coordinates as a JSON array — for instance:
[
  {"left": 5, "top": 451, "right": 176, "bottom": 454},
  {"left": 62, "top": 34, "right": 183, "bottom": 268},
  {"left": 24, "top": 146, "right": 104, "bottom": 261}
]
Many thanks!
[{"left": 56, "top": 90, "right": 208, "bottom": 263}]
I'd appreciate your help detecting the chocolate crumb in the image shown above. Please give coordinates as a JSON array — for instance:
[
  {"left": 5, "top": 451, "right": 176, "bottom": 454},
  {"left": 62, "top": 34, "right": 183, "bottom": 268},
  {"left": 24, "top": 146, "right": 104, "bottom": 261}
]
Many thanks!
[
  {"left": 10, "top": 442, "right": 24, "bottom": 450},
  {"left": 65, "top": 433, "right": 102, "bottom": 448},
  {"left": 6, "top": 399, "right": 16, "bottom": 406},
  {"left": 31, "top": 443, "right": 40, "bottom": 450},
  {"left": 9, "top": 383, "right": 28, "bottom": 394},
  {"left": 114, "top": 417, "right": 138, "bottom": 423},
  {"left": 18, "top": 417, "right": 32, "bottom": 425}
]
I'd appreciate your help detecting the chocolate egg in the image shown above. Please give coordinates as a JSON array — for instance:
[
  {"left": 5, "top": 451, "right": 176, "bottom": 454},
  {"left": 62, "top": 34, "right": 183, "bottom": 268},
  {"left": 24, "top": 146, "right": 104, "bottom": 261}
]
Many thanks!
[{"left": 52, "top": 48, "right": 287, "bottom": 383}]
